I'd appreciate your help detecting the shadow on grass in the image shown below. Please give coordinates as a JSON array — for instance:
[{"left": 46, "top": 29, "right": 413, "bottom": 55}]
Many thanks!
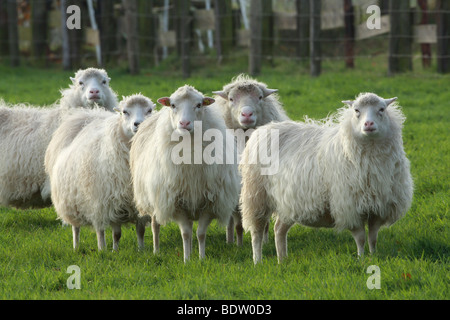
[{"left": 0, "top": 206, "right": 60, "bottom": 231}]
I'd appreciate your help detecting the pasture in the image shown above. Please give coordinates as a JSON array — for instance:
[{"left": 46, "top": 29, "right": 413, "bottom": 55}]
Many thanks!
[{"left": 0, "top": 58, "right": 448, "bottom": 300}]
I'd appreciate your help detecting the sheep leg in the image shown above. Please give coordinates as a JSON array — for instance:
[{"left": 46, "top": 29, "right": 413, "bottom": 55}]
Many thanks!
[
  {"left": 226, "top": 217, "right": 234, "bottom": 244},
  {"left": 197, "top": 214, "right": 213, "bottom": 260},
  {"left": 250, "top": 219, "right": 267, "bottom": 264},
  {"left": 368, "top": 215, "right": 383, "bottom": 254},
  {"left": 350, "top": 226, "right": 366, "bottom": 257},
  {"left": 135, "top": 216, "right": 147, "bottom": 250},
  {"left": 72, "top": 226, "right": 80, "bottom": 250},
  {"left": 176, "top": 215, "right": 193, "bottom": 262},
  {"left": 274, "top": 217, "right": 293, "bottom": 263},
  {"left": 151, "top": 217, "right": 160, "bottom": 254},
  {"left": 96, "top": 229, "right": 106, "bottom": 251},
  {"left": 111, "top": 223, "right": 121, "bottom": 251},
  {"left": 263, "top": 221, "right": 270, "bottom": 243},
  {"left": 235, "top": 215, "right": 244, "bottom": 247}
]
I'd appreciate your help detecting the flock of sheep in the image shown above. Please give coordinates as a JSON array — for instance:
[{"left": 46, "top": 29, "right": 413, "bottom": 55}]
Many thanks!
[{"left": 0, "top": 68, "right": 413, "bottom": 264}]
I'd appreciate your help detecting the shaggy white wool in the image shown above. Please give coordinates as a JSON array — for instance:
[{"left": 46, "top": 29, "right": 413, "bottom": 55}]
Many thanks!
[
  {"left": 46, "top": 94, "right": 154, "bottom": 249},
  {"left": 240, "top": 92, "right": 413, "bottom": 262},
  {"left": 130, "top": 85, "right": 240, "bottom": 260},
  {"left": 0, "top": 68, "right": 118, "bottom": 208}
]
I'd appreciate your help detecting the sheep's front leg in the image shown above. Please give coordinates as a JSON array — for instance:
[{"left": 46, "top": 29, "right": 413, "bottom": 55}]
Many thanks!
[
  {"left": 151, "top": 217, "right": 160, "bottom": 254},
  {"left": 111, "top": 223, "right": 121, "bottom": 251},
  {"left": 263, "top": 221, "right": 270, "bottom": 244},
  {"left": 96, "top": 229, "right": 106, "bottom": 251},
  {"left": 135, "top": 216, "right": 147, "bottom": 250},
  {"left": 274, "top": 217, "right": 293, "bottom": 263},
  {"left": 235, "top": 214, "right": 244, "bottom": 247},
  {"left": 175, "top": 214, "right": 193, "bottom": 262},
  {"left": 197, "top": 214, "right": 213, "bottom": 260},
  {"left": 350, "top": 225, "right": 366, "bottom": 257},
  {"left": 72, "top": 225, "right": 80, "bottom": 250},
  {"left": 250, "top": 219, "right": 268, "bottom": 264},
  {"left": 226, "top": 217, "right": 234, "bottom": 244},
  {"left": 368, "top": 215, "right": 383, "bottom": 254}
]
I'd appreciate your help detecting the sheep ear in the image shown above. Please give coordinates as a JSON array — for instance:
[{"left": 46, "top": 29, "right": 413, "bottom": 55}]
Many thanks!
[
  {"left": 108, "top": 77, "right": 111, "bottom": 82},
  {"left": 342, "top": 100, "right": 354, "bottom": 106},
  {"left": 212, "top": 91, "right": 228, "bottom": 100},
  {"left": 70, "top": 77, "right": 76, "bottom": 84},
  {"left": 157, "top": 97, "right": 171, "bottom": 106},
  {"left": 262, "top": 88, "right": 278, "bottom": 98},
  {"left": 384, "top": 97, "right": 397, "bottom": 106},
  {"left": 113, "top": 107, "right": 121, "bottom": 113},
  {"left": 202, "top": 97, "right": 215, "bottom": 106}
]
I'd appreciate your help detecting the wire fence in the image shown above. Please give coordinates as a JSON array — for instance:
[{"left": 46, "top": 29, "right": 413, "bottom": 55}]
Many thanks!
[{"left": 0, "top": 0, "right": 449, "bottom": 77}]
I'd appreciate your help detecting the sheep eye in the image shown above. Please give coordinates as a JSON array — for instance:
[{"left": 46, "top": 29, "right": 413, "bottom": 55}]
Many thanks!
[
  {"left": 379, "top": 108, "right": 385, "bottom": 112},
  {"left": 354, "top": 109, "right": 360, "bottom": 117},
  {"left": 229, "top": 98, "right": 233, "bottom": 102},
  {"left": 171, "top": 104, "right": 176, "bottom": 108},
  {"left": 123, "top": 110, "right": 129, "bottom": 116},
  {"left": 147, "top": 109, "right": 152, "bottom": 114},
  {"left": 259, "top": 96, "right": 263, "bottom": 100},
  {"left": 102, "top": 80, "right": 107, "bottom": 85},
  {"left": 79, "top": 81, "right": 84, "bottom": 86},
  {"left": 196, "top": 103, "right": 201, "bottom": 109}
]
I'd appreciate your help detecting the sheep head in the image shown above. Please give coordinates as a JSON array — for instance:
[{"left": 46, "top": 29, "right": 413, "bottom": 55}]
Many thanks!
[
  {"left": 69, "top": 68, "right": 114, "bottom": 108},
  {"left": 115, "top": 94, "right": 155, "bottom": 139},
  {"left": 213, "top": 74, "right": 278, "bottom": 129},
  {"left": 342, "top": 93, "right": 398, "bottom": 140},
  {"left": 158, "top": 85, "right": 214, "bottom": 134}
]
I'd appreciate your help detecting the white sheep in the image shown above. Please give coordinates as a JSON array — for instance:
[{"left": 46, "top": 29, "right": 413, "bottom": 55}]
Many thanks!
[
  {"left": 211, "top": 73, "right": 289, "bottom": 130},
  {"left": 0, "top": 68, "right": 118, "bottom": 208},
  {"left": 211, "top": 74, "right": 289, "bottom": 245},
  {"left": 240, "top": 93, "right": 413, "bottom": 264},
  {"left": 130, "top": 85, "right": 240, "bottom": 262},
  {"left": 45, "top": 94, "right": 155, "bottom": 250}
]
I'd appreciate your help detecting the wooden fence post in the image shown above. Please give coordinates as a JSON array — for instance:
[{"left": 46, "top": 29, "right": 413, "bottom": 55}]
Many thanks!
[
  {"left": 214, "top": 0, "right": 232, "bottom": 62},
  {"left": 261, "top": 0, "right": 273, "bottom": 66},
  {"left": 61, "top": 0, "right": 70, "bottom": 70},
  {"left": 309, "top": 0, "right": 321, "bottom": 77},
  {"left": 68, "top": 0, "right": 83, "bottom": 69},
  {"left": 0, "top": 0, "right": 9, "bottom": 57},
  {"left": 98, "top": 0, "right": 116, "bottom": 67},
  {"left": 175, "top": 0, "right": 191, "bottom": 78},
  {"left": 418, "top": 0, "right": 431, "bottom": 68},
  {"left": 249, "top": 0, "right": 262, "bottom": 76},
  {"left": 343, "top": 0, "right": 354, "bottom": 68},
  {"left": 138, "top": 0, "right": 155, "bottom": 67},
  {"left": 437, "top": 0, "right": 450, "bottom": 73},
  {"left": 6, "top": 0, "right": 19, "bottom": 67},
  {"left": 388, "top": 0, "right": 412, "bottom": 75},
  {"left": 122, "top": 0, "right": 139, "bottom": 74},
  {"left": 31, "top": 0, "right": 48, "bottom": 66},
  {"left": 296, "top": 0, "right": 309, "bottom": 62}
]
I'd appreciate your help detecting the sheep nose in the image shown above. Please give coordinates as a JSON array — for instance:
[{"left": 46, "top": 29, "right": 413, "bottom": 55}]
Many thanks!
[
  {"left": 179, "top": 120, "right": 191, "bottom": 127},
  {"left": 134, "top": 122, "right": 141, "bottom": 128},
  {"left": 90, "top": 89, "right": 100, "bottom": 94},
  {"left": 364, "top": 121, "right": 374, "bottom": 127},
  {"left": 241, "top": 111, "right": 253, "bottom": 118}
]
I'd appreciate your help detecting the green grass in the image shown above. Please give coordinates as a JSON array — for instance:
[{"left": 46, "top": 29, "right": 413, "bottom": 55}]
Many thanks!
[{"left": 0, "top": 57, "right": 449, "bottom": 300}]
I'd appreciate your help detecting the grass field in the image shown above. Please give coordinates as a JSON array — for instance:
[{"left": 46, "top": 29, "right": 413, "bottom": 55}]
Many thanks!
[{"left": 0, "top": 57, "right": 448, "bottom": 300}]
